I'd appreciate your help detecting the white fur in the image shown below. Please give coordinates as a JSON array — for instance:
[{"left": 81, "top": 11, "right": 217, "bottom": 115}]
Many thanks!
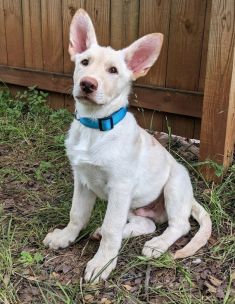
[{"left": 43, "top": 9, "right": 212, "bottom": 283}]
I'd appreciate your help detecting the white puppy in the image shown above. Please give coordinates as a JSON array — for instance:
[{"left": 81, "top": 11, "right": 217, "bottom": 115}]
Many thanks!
[{"left": 44, "top": 9, "right": 212, "bottom": 283}]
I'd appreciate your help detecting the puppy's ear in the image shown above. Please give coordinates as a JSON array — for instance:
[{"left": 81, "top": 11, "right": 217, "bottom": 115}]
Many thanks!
[
  {"left": 69, "top": 9, "right": 97, "bottom": 61},
  {"left": 123, "top": 33, "right": 163, "bottom": 80}
]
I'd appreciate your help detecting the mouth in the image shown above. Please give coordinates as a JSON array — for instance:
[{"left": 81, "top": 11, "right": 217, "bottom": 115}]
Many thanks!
[
  {"left": 75, "top": 95, "right": 97, "bottom": 105},
  {"left": 75, "top": 95, "right": 105, "bottom": 106}
]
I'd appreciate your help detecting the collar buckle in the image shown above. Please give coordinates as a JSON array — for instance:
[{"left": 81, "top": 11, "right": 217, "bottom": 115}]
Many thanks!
[{"left": 98, "top": 116, "right": 114, "bottom": 131}]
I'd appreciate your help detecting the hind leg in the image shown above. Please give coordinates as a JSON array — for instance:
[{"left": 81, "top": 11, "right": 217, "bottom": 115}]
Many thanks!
[
  {"left": 92, "top": 212, "right": 156, "bottom": 240},
  {"left": 142, "top": 164, "right": 192, "bottom": 258},
  {"left": 123, "top": 213, "right": 156, "bottom": 238}
]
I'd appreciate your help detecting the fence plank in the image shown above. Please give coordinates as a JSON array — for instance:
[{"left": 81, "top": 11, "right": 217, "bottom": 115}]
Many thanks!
[
  {"left": 47, "top": 92, "right": 64, "bottom": 110},
  {"left": 138, "top": 0, "right": 171, "bottom": 86},
  {"left": 41, "top": 0, "right": 64, "bottom": 107},
  {"left": 110, "top": 0, "right": 139, "bottom": 50},
  {"left": 194, "top": 119, "right": 201, "bottom": 139},
  {"left": 65, "top": 94, "right": 75, "bottom": 112},
  {"left": 63, "top": 0, "right": 74, "bottom": 113},
  {"left": 22, "top": 0, "right": 43, "bottom": 69},
  {"left": 62, "top": 0, "right": 84, "bottom": 74},
  {"left": 0, "top": 0, "right": 7, "bottom": 65},
  {"left": 137, "top": 0, "right": 171, "bottom": 131},
  {"left": 198, "top": 0, "right": 212, "bottom": 91},
  {"left": 41, "top": 0, "right": 64, "bottom": 72},
  {"left": 166, "top": 0, "right": 207, "bottom": 90},
  {"left": 3, "top": 0, "right": 24, "bottom": 67},
  {"left": 85, "top": 0, "right": 110, "bottom": 46},
  {"left": 200, "top": 0, "right": 235, "bottom": 180}
]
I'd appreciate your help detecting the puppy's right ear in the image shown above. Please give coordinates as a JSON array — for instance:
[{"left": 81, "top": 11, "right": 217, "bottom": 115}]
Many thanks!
[{"left": 69, "top": 9, "right": 97, "bottom": 61}]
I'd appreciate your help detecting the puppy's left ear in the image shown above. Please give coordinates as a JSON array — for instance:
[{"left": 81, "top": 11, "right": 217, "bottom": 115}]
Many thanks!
[
  {"left": 69, "top": 9, "right": 97, "bottom": 61},
  {"left": 123, "top": 33, "right": 163, "bottom": 80}
]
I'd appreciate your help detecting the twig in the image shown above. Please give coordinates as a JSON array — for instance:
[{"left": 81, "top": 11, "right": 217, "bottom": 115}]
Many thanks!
[
  {"left": 79, "top": 277, "right": 85, "bottom": 304},
  {"left": 144, "top": 264, "right": 151, "bottom": 302}
]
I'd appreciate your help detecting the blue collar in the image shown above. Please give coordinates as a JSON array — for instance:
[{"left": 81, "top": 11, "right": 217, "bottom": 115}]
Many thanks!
[{"left": 75, "top": 107, "right": 127, "bottom": 131}]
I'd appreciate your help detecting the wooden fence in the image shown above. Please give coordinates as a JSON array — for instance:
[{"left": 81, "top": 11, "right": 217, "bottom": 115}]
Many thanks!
[{"left": 0, "top": 0, "right": 234, "bottom": 179}]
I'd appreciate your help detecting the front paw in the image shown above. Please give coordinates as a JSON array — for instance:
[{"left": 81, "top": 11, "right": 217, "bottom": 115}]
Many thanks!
[
  {"left": 142, "top": 237, "right": 168, "bottom": 258},
  {"left": 43, "top": 228, "right": 77, "bottom": 249},
  {"left": 84, "top": 253, "right": 117, "bottom": 283}
]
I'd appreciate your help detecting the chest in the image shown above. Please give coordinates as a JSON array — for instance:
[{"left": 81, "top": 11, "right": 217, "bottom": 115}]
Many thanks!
[{"left": 65, "top": 122, "right": 112, "bottom": 198}]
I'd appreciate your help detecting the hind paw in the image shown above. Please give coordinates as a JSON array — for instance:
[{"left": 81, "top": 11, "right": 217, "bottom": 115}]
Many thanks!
[{"left": 142, "top": 237, "right": 169, "bottom": 258}]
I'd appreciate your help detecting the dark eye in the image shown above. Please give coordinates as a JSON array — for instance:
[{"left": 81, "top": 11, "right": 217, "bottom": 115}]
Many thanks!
[
  {"left": 81, "top": 59, "right": 89, "bottom": 66},
  {"left": 108, "top": 66, "right": 118, "bottom": 74}
]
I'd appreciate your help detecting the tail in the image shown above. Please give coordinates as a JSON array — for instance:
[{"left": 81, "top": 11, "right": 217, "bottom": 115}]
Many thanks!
[{"left": 174, "top": 199, "right": 212, "bottom": 259}]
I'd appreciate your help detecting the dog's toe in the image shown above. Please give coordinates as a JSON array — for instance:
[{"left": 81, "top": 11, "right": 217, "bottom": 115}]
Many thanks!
[
  {"left": 43, "top": 228, "right": 77, "bottom": 249},
  {"left": 142, "top": 237, "right": 168, "bottom": 258},
  {"left": 84, "top": 254, "right": 117, "bottom": 283}
]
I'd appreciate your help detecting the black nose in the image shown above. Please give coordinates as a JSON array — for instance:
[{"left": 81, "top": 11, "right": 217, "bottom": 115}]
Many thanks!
[{"left": 80, "top": 77, "right": 98, "bottom": 94}]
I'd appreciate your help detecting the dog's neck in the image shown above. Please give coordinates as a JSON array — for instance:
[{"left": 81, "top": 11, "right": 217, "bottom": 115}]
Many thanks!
[{"left": 74, "top": 90, "right": 130, "bottom": 119}]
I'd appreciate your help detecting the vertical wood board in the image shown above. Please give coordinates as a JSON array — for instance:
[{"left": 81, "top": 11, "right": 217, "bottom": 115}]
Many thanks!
[
  {"left": 62, "top": 0, "right": 84, "bottom": 74},
  {"left": 3, "top": 0, "right": 25, "bottom": 67},
  {"left": 0, "top": 0, "right": 8, "bottom": 65},
  {"left": 198, "top": 0, "right": 212, "bottom": 91},
  {"left": 138, "top": 0, "right": 171, "bottom": 87},
  {"left": 110, "top": 0, "right": 139, "bottom": 50},
  {"left": 22, "top": 0, "right": 43, "bottom": 69},
  {"left": 85, "top": 0, "right": 110, "bottom": 46},
  {"left": 41, "top": 0, "right": 64, "bottom": 72},
  {"left": 166, "top": 0, "right": 207, "bottom": 90},
  {"left": 199, "top": 0, "right": 235, "bottom": 179}
]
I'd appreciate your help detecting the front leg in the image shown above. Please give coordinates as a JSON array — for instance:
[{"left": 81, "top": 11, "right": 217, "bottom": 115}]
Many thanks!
[
  {"left": 43, "top": 168, "right": 96, "bottom": 249},
  {"left": 85, "top": 187, "right": 131, "bottom": 283}
]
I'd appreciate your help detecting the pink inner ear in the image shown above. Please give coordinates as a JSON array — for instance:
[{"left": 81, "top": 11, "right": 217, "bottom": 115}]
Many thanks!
[
  {"left": 126, "top": 39, "right": 158, "bottom": 73},
  {"left": 127, "top": 47, "right": 150, "bottom": 73},
  {"left": 73, "top": 19, "right": 88, "bottom": 53}
]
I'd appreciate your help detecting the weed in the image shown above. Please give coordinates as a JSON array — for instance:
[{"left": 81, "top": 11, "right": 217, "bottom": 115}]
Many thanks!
[
  {"left": 35, "top": 161, "right": 53, "bottom": 181},
  {"left": 19, "top": 251, "right": 44, "bottom": 266},
  {"left": 15, "top": 86, "right": 49, "bottom": 115},
  {"left": 165, "top": 116, "right": 172, "bottom": 151},
  {"left": 192, "top": 160, "right": 224, "bottom": 177}
]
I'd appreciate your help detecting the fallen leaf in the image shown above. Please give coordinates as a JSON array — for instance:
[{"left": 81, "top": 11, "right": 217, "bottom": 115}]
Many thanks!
[
  {"left": 205, "top": 281, "right": 217, "bottom": 293},
  {"left": 27, "top": 276, "right": 38, "bottom": 281},
  {"left": 123, "top": 284, "right": 132, "bottom": 291},
  {"left": 3, "top": 274, "right": 10, "bottom": 286},
  {"left": 30, "top": 286, "right": 40, "bottom": 296},
  {"left": 19, "top": 293, "right": 33, "bottom": 303},
  {"left": 134, "top": 278, "right": 142, "bottom": 285},
  {"left": 201, "top": 269, "right": 210, "bottom": 279},
  {"left": 84, "top": 294, "right": 94, "bottom": 302},
  {"left": 150, "top": 297, "right": 164, "bottom": 304},
  {"left": 231, "top": 272, "right": 235, "bottom": 281},
  {"left": 101, "top": 298, "right": 112, "bottom": 304},
  {"left": 216, "top": 286, "right": 225, "bottom": 299},
  {"left": 208, "top": 275, "right": 222, "bottom": 287},
  {"left": 51, "top": 272, "right": 60, "bottom": 279},
  {"left": 62, "top": 264, "right": 72, "bottom": 274},
  {"left": 203, "top": 189, "right": 212, "bottom": 196}
]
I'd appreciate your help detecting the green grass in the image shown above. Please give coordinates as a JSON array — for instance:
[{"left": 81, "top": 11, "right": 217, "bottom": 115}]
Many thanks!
[{"left": 0, "top": 87, "right": 234, "bottom": 303}]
